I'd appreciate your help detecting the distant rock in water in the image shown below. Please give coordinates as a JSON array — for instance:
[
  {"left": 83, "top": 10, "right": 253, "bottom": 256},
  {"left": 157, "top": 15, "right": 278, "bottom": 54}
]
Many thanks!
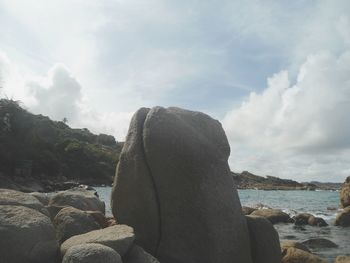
[{"left": 111, "top": 107, "right": 281, "bottom": 263}]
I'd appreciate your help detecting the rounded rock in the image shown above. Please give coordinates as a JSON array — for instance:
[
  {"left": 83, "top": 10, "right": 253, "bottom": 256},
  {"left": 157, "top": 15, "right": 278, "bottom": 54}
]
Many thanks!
[
  {"left": 340, "top": 176, "right": 350, "bottom": 208},
  {"left": 335, "top": 207, "right": 350, "bottom": 227},
  {"left": 335, "top": 255, "right": 350, "bottom": 263},
  {"left": 251, "top": 209, "right": 291, "bottom": 224},
  {"left": 282, "top": 247, "right": 328, "bottom": 263},
  {"left": 62, "top": 243, "right": 122, "bottom": 263},
  {"left": 61, "top": 225, "right": 134, "bottom": 257},
  {"left": 49, "top": 188, "right": 105, "bottom": 214},
  {"left": 245, "top": 215, "right": 281, "bottom": 263},
  {"left": 0, "top": 205, "right": 59, "bottom": 263},
  {"left": 0, "top": 188, "right": 48, "bottom": 215},
  {"left": 53, "top": 206, "right": 101, "bottom": 243}
]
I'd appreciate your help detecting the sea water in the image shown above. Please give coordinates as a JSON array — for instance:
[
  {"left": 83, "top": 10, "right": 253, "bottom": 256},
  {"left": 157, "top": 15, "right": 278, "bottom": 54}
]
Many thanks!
[{"left": 95, "top": 187, "right": 349, "bottom": 260}]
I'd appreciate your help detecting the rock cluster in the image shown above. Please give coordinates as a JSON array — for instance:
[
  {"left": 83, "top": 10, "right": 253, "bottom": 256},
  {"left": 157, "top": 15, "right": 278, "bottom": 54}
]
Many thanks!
[
  {"left": 111, "top": 107, "right": 282, "bottom": 263},
  {"left": 0, "top": 187, "right": 154, "bottom": 263}
]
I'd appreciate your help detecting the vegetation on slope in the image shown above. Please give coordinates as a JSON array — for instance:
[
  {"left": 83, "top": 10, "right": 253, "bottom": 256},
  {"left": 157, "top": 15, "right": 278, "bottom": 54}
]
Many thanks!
[{"left": 0, "top": 99, "right": 123, "bottom": 188}]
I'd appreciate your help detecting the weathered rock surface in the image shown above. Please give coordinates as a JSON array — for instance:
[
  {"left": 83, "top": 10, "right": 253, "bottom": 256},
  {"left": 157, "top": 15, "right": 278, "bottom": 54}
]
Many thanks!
[
  {"left": 242, "top": 206, "right": 257, "bottom": 215},
  {"left": 123, "top": 245, "right": 160, "bottom": 263},
  {"left": 61, "top": 225, "right": 134, "bottom": 257},
  {"left": 0, "top": 205, "right": 58, "bottom": 263},
  {"left": 294, "top": 213, "right": 328, "bottom": 227},
  {"left": 53, "top": 206, "right": 101, "bottom": 243},
  {"left": 302, "top": 238, "right": 338, "bottom": 249},
  {"left": 245, "top": 215, "right": 281, "bottom": 263},
  {"left": 307, "top": 216, "right": 328, "bottom": 227},
  {"left": 335, "top": 206, "right": 350, "bottom": 227},
  {"left": 281, "top": 247, "right": 328, "bottom": 263},
  {"left": 340, "top": 176, "right": 350, "bottom": 208},
  {"left": 30, "top": 192, "right": 50, "bottom": 206},
  {"left": 335, "top": 255, "right": 350, "bottom": 263},
  {"left": 111, "top": 107, "right": 253, "bottom": 263},
  {"left": 0, "top": 188, "right": 48, "bottom": 215},
  {"left": 251, "top": 209, "right": 291, "bottom": 224},
  {"left": 280, "top": 241, "right": 311, "bottom": 253},
  {"left": 86, "top": 210, "right": 110, "bottom": 228},
  {"left": 62, "top": 243, "right": 122, "bottom": 263},
  {"left": 49, "top": 188, "right": 105, "bottom": 214}
]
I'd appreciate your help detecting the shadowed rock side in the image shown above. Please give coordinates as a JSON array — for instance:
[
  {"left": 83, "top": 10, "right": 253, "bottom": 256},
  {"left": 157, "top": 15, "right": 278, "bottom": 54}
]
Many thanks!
[
  {"left": 112, "top": 107, "right": 279, "bottom": 263},
  {"left": 111, "top": 107, "right": 160, "bottom": 255}
]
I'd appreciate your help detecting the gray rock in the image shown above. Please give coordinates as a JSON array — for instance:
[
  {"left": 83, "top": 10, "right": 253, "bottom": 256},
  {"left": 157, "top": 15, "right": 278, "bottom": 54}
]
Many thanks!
[
  {"left": 53, "top": 206, "right": 101, "bottom": 243},
  {"left": 0, "top": 188, "right": 48, "bottom": 215},
  {"left": 281, "top": 247, "right": 328, "bottom": 263},
  {"left": 251, "top": 209, "right": 291, "bottom": 224},
  {"left": 123, "top": 245, "right": 160, "bottom": 263},
  {"left": 294, "top": 213, "right": 328, "bottom": 227},
  {"left": 62, "top": 243, "right": 122, "bottom": 263},
  {"left": 242, "top": 206, "right": 257, "bottom": 215},
  {"left": 0, "top": 205, "right": 58, "bottom": 263},
  {"left": 280, "top": 241, "right": 311, "bottom": 253},
  {"left": 340, "top": 176, "right": 350, "bottom": 208},
  {"left": 245, "top": 215, "right": 281, "bottom": 263},
  {"left": 49, "top": 188, "right": 105, "bottom": 214},
  {"left": 335, "top": 206, "right": 350, "bottom": 227},
  {"left": 112, "top": 107, "right": 253, "bottom": 263},
  {"left": 302, "top": 238, "right": 338, "bottom": 249},
  {"left": 61, "top": 225, "right": 134, "bottom": 257},
  {"left": 335, "top": 255, "right": 350, "bottom": 263},
  {"left": 294, "top": 213, "right": 314, "bottom": 225},
  {"left": 307, "top": 216, "right": 328, "bottom": 227},
  {"left": 111, "top": 107, "right": 159, "bottom": 254},
  {"left": 30, "top": 192, "right": 50, "bottom": 206}
]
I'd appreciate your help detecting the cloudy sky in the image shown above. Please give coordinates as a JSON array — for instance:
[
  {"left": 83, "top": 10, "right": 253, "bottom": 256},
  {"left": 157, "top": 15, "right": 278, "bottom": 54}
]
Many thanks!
[{"left": 0, "top": 0, "right": 349, "bottom": 182}]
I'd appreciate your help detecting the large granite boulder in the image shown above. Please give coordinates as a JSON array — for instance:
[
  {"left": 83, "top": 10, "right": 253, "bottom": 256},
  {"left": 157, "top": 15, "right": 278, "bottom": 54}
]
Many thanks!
[
  {"left": 0, "top": 188, "right": 48, "bottom": 215},
  {"left": 49, "top": 188, "right": 105, "bottom": 214},
  {"left": 62, "top": 243, "right": 122, "bottom": 263},
  {"left": 0, "top": 205, "right": 58, "bottom": 263},
  {"left": 335, "top": 206, "right": 350, "bottom": 227},
  {"left": 340, "top": 176, "right": 350, "bottom": 208},
  {"left": 111, "top": 107, "right": 255, "bottom": 263},
  {"left": 245, "top": 215, "right": 281, "bottom": 263},
  {"left": 53, "top": 206, "right": 101, "bottom": 243},
  {"left": 250, "top": 209, "right": 291, "bottom": 224},
  {"left": 61, "top": 225, "right": 134, "bottom": 257},
  {"left": 124, "top": 245, "right": 160, "bottom": 263}
]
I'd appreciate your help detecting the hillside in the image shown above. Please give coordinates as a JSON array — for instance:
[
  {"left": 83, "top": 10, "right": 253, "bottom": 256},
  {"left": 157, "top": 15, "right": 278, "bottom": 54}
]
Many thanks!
[
  {"left": 231, "top": 171, "right": 339, "bottom": 190},
  {"left": 0, "top": 99, "right": 123, "bottom": 192}
]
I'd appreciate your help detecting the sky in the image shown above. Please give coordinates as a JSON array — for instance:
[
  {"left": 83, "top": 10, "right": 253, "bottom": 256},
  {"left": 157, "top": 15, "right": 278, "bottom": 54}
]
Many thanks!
[{"left": 0, "top": 0, "right": 349, "bottom": 182}]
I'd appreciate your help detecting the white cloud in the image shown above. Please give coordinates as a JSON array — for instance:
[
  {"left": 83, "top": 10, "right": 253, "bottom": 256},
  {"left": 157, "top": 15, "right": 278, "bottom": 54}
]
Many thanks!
[
  {"left": 223, "top": 51, "right": 350, "bottom": 182},
  {"left": 1, "top": 0, "right": 350, "bottom": 181},
  {"left": 0, "top": 51, "right": 132, "bottom": 141}
]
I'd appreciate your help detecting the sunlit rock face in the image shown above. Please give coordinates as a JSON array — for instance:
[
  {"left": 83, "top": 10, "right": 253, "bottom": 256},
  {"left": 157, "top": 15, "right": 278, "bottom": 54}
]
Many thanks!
[{"left": 112, "top": 106, "right": 278, "bottom": 263}]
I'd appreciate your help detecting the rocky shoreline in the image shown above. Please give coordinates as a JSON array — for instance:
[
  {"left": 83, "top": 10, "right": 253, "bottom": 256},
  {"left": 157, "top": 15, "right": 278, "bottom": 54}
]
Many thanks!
[
  {"left": 0, "top": 106, "right": 349, "bottom": 263},
  {"left": 232, "top": 171, "right": 342, "bottom": 191}
]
